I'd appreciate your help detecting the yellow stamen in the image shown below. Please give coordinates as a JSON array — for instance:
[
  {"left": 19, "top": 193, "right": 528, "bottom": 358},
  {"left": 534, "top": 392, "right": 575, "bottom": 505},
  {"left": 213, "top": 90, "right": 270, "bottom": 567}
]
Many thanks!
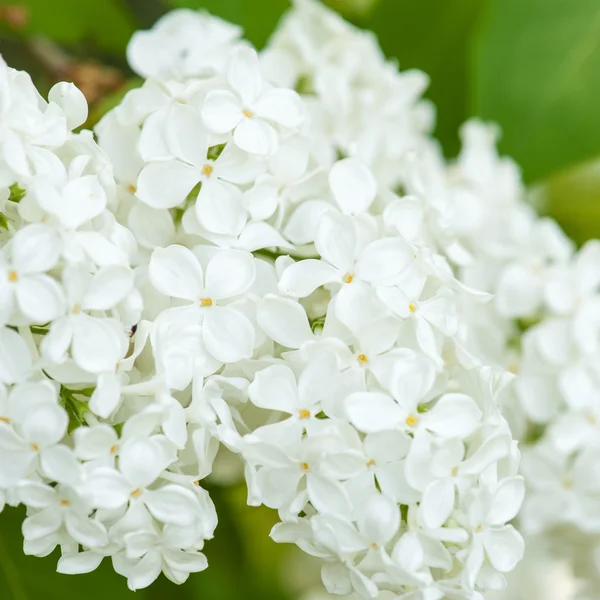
[
  {"left": 30, "top": 443, "right": 39, "bottom": 451},
  {"left": 369, "top": 542, "right": 378, "bottom": 550},
  {"left": 298, "top": 409, "right": 311, "bottom": 420},
  {"left": 200, "top": 298, "right": 213, "bottom": 307},
  {"left": 130, "top": 488, "right": 143, "bottom": 498},
  {"left": 562, "top": 478, "right": 573, "bottom": 489},
  {"left": 59, "top": 499, "right": 71, "bottom": 506},
  {"left": 342, "top": 273, "right": 354, "bottom": 284},
  {"left": 110, "top": 444, "right": 119, "bottom": 455},
  {"left": 475, "top": 524, "right": 484, "bottom": 534},
  {"left": 72, "top": 304, "right": 81, "bottom": 314},
  {"left": 366, "top": 459, "right": 375, "bottom": 467},
  {"left": 242, "top": 109, "right": 253, "bottom": 118},
  {"left": 587, "top": 414, "right": 597, "bottom": 425},
  {"left": 451, "top": 466, "right": 459, "bottom": 477},
  {"left": 193, "top": 480, "right": 200, "bottom": 487},
  {"left": 357, "top": 354, "right": 368, "bottom": 363},
  {"left": 8, "top": 270, "right": 18, "bottom": 283},
  {"left": 202, "top": 164, "right": 213, "bottom": 178},
  {"left": 408, "top": 303, "right": 417, "bottom": 313},
  {"left": 405, "top": 415, "right": 418, "bottom": 428},
  {"left": 300, "top": 462, "right": 310, "bottom": 472},
  {"left": 0, "top": 416, "right": 9, "bottom": 423},
  {"left": 127, "top": 183, "right": 137, "bottom": 194}
]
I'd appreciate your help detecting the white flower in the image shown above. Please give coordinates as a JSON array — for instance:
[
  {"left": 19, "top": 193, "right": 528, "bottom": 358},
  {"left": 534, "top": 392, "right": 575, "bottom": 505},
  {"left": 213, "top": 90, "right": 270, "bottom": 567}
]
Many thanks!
[
  {"left": 0, "top": 224, "right": 64, "bottom": 324},
  {"left": 148, "top": 245, "right": 256, "bottom": 363},
  {"left": 202, "top": 47, "right": 304, "bottom": 155}
]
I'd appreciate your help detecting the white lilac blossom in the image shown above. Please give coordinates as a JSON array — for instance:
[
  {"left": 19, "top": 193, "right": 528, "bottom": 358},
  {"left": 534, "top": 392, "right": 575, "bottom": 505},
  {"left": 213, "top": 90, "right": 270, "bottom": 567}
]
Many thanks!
[
  {"left": 0, "top": 1, "right": 528, "bottom": 597},
  {"left": 404, "top": 117, "right": 600, "bottom": 593}
]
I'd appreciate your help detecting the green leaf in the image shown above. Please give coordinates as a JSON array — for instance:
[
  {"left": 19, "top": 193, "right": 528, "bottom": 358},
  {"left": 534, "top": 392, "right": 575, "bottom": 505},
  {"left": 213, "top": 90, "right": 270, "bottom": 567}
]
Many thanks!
[
  {"left": 366, "top": 0, "right": 489, "bottom": 157},
  {"left": 473, "top": 0, "right": 600, "bottom": 183},
  {"left": 166, "top": 0, "right": 288, "bottom": 48},
  {"left": 11, "top": 0, "right": 137, "bottom": 55}
]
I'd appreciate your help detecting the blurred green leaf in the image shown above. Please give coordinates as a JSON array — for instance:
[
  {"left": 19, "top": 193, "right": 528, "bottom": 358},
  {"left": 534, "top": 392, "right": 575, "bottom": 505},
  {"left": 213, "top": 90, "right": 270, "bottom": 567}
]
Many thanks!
[
  {"left": 366, "top": 0, "right": 488, "bottom": 157},
  {"left": 324, "top": 0, "right": 381, "bottom": 19},
  {"left": 11, "top": 0, "right": 137, "bottom": 54},
  {"left": 473, "top": 0, "right": 600, "bottom": 183},
  {"left": 537, "top": 157, "right": 600, "bottom": 245},
  {"left": 166, "top": 0, "right": 288, "bottom": 48}
]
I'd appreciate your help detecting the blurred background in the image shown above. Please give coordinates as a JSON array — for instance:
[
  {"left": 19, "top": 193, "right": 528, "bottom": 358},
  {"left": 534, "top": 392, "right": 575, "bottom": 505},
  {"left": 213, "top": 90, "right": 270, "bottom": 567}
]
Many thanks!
[{"left": 0, "top": 0, "right": 599, "bottom": 598}]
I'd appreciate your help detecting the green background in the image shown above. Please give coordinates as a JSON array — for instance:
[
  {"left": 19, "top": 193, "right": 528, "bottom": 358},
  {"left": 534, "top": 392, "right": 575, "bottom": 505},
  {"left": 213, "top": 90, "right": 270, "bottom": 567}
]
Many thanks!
[{"left": 1, "top": 0, "right": 600, "bottom": 597}]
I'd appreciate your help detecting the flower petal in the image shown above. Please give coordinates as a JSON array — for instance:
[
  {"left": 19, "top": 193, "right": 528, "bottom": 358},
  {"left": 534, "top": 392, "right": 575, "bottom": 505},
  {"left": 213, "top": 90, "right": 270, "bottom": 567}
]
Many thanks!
[
  {"left": 346, "top": 392, "right": 403, "bottom": 433},
  {"left": 328, "top": 158, "right": 376, "bottom": 216},
  {"left": 136, "top": 159, "right": 200, "bottom": 209},
  {"left": 149, "top": 245, "right": 204, "bottom": 301},
  {"left": 204, "top": 249, "right": 256, "bottom": 299}
]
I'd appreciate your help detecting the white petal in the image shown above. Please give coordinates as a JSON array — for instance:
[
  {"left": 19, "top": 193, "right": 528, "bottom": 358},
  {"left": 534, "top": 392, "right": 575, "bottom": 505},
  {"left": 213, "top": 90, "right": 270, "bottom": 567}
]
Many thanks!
[
  {"left": 127, "top": 549, "right": 162, "bottom": 591},
  {"left": 283, "top": 200, "right": 332, "bottom": 245},
  {"left": 234, "top": 117, "right": 278, "bottom": 156},
  {"left": 149, "top": 245, "right": 204, "bottom": 301},
  {"left": 71, "top": 316, "right": 123, "bottom": 373},
  {"left": 163, "top": 548, "right": 208, "bottom": 574},
  {"left": 82, "top": 266, "right": 134, "bottom": 311},
  {"left": 202, "top": 306, "right": 254, "bottom": 363},
  {"left": 22, "top": 508, "right": 62, "bottom": 541},
  {"left": 144, "top": 485, "right": 200, "bottom": 526},
  {"left": 164, "top": 102, "right": 208, "bottom": 167},
  {"left": 228, "top": 47, "right": 262, "bottom": 105},
  {"left": 307, "top": 473, "right": 352, "bottom": 519},
  {"left": 65, "top": 513, "right": 108, "bottom": 548},
  {"left": 49, "top": 82, "right": 88, "bottom": 129},
  {"left": 17, "top": 480, "right": 55, "bottom": 508},
  {"left": 12, "top": 224, "right": 61, "bottom": 273},
  {"left": 0, "top": 327, "right": 31, "bottom": 383},
  {"left": 355, "top": 238, "right": 414, "bottom": 285},
  {"left": 202, "top": 89, "right": 242, "bottom": 134},
  {"left": 40, "top": 445, "right": 82, "bottom": 485},
  {"left": 487, "top": 477, "right": 525, "bottom": 526},
  {"left": 57, "top": 552, "right": 103, "bottom": 575},
  {"left": 21, "top": 403, "right": 68, "bottom": 447},
  {"left": 204, "top": 249, "right": 256, "bottom": 299},
  {"left": 73, "top": 424, "right": 117, "bottom": 460},
  {"left": 196, "top": 179, "right": 247, "bottom": 236},
  {"left": 120, "top": 438, "right": 170, "bottom": 489},
  {"left": 358, "top": 493, "right": 400, "bottom": 545},
  {"left": 279, "top": 259, "right": 339, "bottom": 298},
  {"left": 419, "top": 478, "right": 455, "bottom": 529},
  {"left": 495, "top": 264, "right": 540, "bottom": 318},
  {"left": 346, "top": 392, "right": 403, "bottom": 433},
  {"left": 136, "top": 159, "right": 200, "bottom": 209},
  {"left": 128, "top": 203, "right": 175, "bottom": 250},
  {"left": 314, "top": 211, "right": 357, "bottom": 273},
  {"left": 256, "top": 294, "right": 313, "bottom": 349},
  {"left": 89, "top": 372, "right": 122, "bottom": 418},
  {"left": 483, "top": 526, "right": 524, "bottom": 573},
  {"left": 424, "top": 394, "right": 482, "bottom": 438},
  {"left": 83, "top": 467, "right": 130, "bottom": 510},
  {"left": 16, "top": 275, "right": 64, "bottom": 323},
  {"left": 328, "top": 158, "right": 376, "bottom": 215},
  {"left": 253, "top": 88, "right": 304, "bottom": 128},
  {"left": 248, "top": 364, "right": 299, "bottom": 413}
]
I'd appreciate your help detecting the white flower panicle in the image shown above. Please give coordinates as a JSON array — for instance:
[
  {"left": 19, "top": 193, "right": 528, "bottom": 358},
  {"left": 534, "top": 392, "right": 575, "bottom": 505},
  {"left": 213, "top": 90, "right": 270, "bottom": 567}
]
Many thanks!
[{"left": 0, "top": 1, "right": 529, "bottom": 597}]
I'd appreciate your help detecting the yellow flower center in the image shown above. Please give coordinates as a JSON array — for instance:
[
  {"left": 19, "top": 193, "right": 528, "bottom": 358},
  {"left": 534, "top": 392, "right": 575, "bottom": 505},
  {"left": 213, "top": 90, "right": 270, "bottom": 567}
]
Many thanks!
[
  {"left": 8, "top": 270, "right": 18, "bottom": 283},
  {"left": 242, "top": 109, "right": 253, "bottom": 118},
  {"left": 202, "top": 164, "right": 213, "bottom": 178},
  {"left": 59, "top": 499, "right": 71, "bottom": 506},
  {"left": 451, "top": 466, "right": 459, "bottom": 477},
  {"left": 562, "top": 478, "right": 573, "bottom": 489},
  {"left": 30, "top": 443, "right": 39, "bottom": 451},
  {"left": 110, "top": 444, "right": 119, "bottom": 455},
  {"left": 72, "top": 304, "right": 81, "bottom": 314},
  {"left": 127, "top": 183, "right": 137, "bottom": 194},
  {"left": 357, "top": 354, "right": 368, "bottom": 363},
  {"left": 408, "top": 303, "right": 417, "bottom": 313},
  {"left": 298, "top": 409, "right": 311, "bottom": 420},
  {"left": 130, "top": 488, "right": 143, "bottom": 498},
  {"left": 405, "top": 415, "right": 418, "bottom": 428},
  {"left": 475, "top": 524, "right": 484, "bottom": 534},
  {"left": 0, "top": 416, "right": 9, "bottom": 423},
  {"left": 366, "top": 459, "right": 375, "bottom": 467},
  {"left": 200, "top": 298, "right": 213, "bottom": 307},
  {"left": 300, "top": 462, "right": 310, "bottom": 472},
  {"left": 343, "top": 273, "right": 354, "bottom": 284}
]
